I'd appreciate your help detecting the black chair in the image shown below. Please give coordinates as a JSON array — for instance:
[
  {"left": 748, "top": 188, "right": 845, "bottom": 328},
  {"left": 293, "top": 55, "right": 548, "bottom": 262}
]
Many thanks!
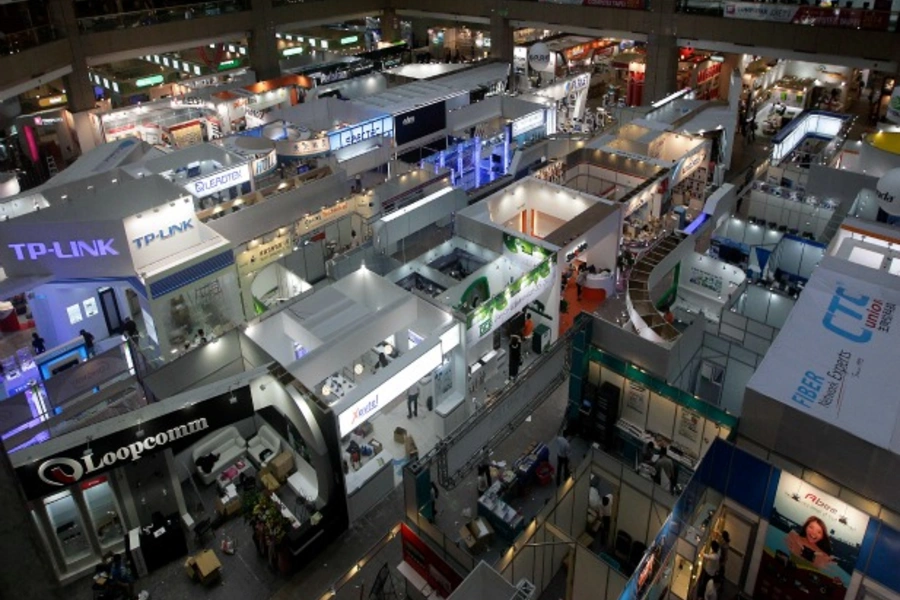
[
  {"left": 629, "top": 541, "right": 647, "bottom": 574},
  {"left": 614, "top": 530, "right": 632, "bottom": 564},
  {"left": 193, "top": 517, "right": 213, "bottom": 545}
]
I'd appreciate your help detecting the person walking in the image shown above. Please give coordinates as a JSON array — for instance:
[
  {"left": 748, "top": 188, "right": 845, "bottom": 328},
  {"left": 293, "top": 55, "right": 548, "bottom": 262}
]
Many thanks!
[
  {"left": 477, "top": 447, "right": 493, "bottom": 488},
  {"left": 31, "top": 332, "right": 46, "bottom": 355},
  {"left": 576, "top": 267, "right": 587, "bottom": 301},
  {"left": 508, "top": 335, "right": 522, "bottom": 380},
  {"left": 123, "top": 317, "right": 139, "bottom": 341},
  {"left": 80, "top": 329, "right": 96, "bottom": 357},
  {"left": 407, "top": 382, "right": 420, "bottom": 418},
  {"left": 556, "top": 430, "right": 572, "bottom": 486}
]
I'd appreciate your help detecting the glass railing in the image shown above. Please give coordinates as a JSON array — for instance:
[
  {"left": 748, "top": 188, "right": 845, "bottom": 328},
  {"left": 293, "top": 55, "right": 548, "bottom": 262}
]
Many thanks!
[
  {"left": 76, "top": 0, "right": 249, "bottom": 33},
  {"left": 677, "top": 0, "right": 898, "bottom": 31},
  {"left": 0, "top": 25, "right": 60, "bottom": 55}
]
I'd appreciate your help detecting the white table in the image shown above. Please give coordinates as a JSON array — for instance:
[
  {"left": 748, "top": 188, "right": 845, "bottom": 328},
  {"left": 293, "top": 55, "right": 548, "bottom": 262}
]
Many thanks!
[{"left": 288, "top": 470, "right": 318, "bottom": 502}]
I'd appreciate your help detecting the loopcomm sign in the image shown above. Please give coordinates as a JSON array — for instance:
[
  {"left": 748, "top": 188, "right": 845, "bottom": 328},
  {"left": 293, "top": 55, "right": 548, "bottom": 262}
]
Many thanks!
[{"left": 14, "top": 387, "right": 254, "bottom": 499}]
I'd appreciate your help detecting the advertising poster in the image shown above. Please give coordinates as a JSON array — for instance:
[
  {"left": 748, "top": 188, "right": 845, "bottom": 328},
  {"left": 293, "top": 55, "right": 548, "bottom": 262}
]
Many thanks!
[
  {"left": 887, "top": 86, "right": 900, "bottom": 125},
  {"left": 755, "top": 471, "right": 870, "bottom": 600},
  {"left": 723, "top": 2, "right": 889, "bottom": 30},
  {"left": 688, "top": 266, "right": 723, "bottom": 294},
  {"left": 623, "top": 379, "right": 649, "bottom": 425}
]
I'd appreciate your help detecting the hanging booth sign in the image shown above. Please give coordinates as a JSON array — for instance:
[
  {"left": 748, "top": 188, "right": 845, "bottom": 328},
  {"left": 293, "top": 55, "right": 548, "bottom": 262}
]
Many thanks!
[
  {"left": 187, "top": 164, "right": 251, "bottom": 198},
  {"left": 394, "top": 102, "right": 447, "bottom": 146},
  {"left": 276, "top": 137, "right": 331, "bottom": 157},
  {"left": 15, "top": 387, "right": 255, "bottom": 500},
  {"left": 511, "top": 110, "right": 545, "bottom": 138},
  {"left": 252, "top": 149, "right": 278, "bottom": 176},
  {"left": 528, "top": 43, "right": 552, "bottom": 73}
]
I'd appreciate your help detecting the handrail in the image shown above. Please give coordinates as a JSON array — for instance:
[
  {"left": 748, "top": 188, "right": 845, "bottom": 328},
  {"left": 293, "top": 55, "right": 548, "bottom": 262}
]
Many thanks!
[
  {"left": 0, "top": 25, "right": 60, "bottom": 54},
  {"left": 677, "top": 0, "right": 898, "bottom": 32},
  {"left": 76, "top": 0, "right": 249, "bottom": 32}
]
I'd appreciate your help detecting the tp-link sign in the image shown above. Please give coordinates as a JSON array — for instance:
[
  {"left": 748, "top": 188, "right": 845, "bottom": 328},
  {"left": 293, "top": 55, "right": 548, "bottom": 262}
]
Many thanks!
[
  {"left": 132, "top": 219, "right": 194, "bottom": 249},
  {"left": 9, "top": 239, "right": 119, "bottom": 261},
  {"left": 187, "top": 165, "right": 250, "bottom": 198}
]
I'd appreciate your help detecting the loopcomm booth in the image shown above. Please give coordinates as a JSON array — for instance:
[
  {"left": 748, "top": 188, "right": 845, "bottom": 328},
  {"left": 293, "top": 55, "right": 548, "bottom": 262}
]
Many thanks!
[{"left": 5, "top": 329, "right": 349, "bottom": 585}]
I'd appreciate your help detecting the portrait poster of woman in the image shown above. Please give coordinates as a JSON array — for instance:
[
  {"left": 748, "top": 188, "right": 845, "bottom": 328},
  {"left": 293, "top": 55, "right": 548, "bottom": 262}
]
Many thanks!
[{"left": 755, "top": 472, "right": 870, "bottom": 600}]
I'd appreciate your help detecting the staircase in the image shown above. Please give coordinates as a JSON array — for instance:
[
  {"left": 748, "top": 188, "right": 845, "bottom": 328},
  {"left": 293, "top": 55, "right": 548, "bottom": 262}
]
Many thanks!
[{"left": 626, "top": 232, "right": 687, "bottom": 343}]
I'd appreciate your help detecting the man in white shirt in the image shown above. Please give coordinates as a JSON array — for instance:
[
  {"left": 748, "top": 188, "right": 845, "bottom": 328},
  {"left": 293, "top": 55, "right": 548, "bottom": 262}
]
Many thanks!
[
  {"left": 407, "top": 383, "right": 420, "bottom": 418},
  {"left": 598, "top": 493, "right": 614, "bottom": 547},
  {"left": 697, "top": 541, "right": 720, "bottom": 600}
]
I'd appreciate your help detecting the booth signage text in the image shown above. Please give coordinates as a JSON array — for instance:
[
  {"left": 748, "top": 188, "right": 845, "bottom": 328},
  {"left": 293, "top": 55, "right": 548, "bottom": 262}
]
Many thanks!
[
  {"left": 511, "top": 111, "right": 545, "bottom": 138},
  {"left": 38, "top": 418, "right": 210, "bottom": 488},
  {"left": 132, "top": 218, "right": 194, "bottom": 249},
  {"left": 9, "top": 239, "right": 119, "bottom": 261},
  {"left": 136, "top": 74, "right": 165, "bottom": 88},
  {"left": 188, "top": 166, "right": 251, "bottom": 198},
  {"left": 16, "top": 387, "right": 254, "bottom": 499}
]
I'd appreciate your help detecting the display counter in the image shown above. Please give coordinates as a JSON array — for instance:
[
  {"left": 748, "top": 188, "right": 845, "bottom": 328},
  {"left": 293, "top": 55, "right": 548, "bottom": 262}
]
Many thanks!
[
  {"left": 583, "top": 271, "right": 615, "bottom": 301},
  {"left": 478, "top": 481, "right": 524, "bottom": 541},
  {"left": 616, "top": 419, "right": 695, "bottom": 492},
  {"left": 346, "top": 449, "right": 395, "bottom": 521},
  {"left": 435, "top": 391, "right": 467, "bottom": 438}
]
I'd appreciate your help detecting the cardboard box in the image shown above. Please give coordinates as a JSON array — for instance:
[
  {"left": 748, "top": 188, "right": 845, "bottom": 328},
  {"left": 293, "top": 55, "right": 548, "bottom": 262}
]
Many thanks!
[
  {"left": 394, "top": 427, "right": 407, "bottom": 443},
  {"left": 370, "top": 439, "right": 383, "bottom": 456},
  {"left": 184, "top": 556, "right": 197, "bottom": 580},
  {"left": 269, "top": 451, "right": 294, "bottom": 482},
  {"left": 471, "top": 517, "right": 494, "bottom": 545},
  {"left": 578, "top": 532, "right": 593, "bottom": 547},
  {"left": 215, "top": 494, "right": 241, "bottom": 517},
  {"left": 405, "top": 435, "right": 418, "bottom": 459},
  {"left": 261, "top": 472, "right": 280, "bottom": 492},
  {"left": 460, "top": 525, "right": 480, "bottom": 553}
]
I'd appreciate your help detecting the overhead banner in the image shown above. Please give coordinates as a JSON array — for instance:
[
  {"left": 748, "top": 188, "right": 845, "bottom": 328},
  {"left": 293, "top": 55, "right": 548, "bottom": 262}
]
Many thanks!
[
  {"left": 538, "top": 0, "right": 643, "bottom": 6},
  {"left": 723, "top": 2, "right": 890, "bottom": 30},
  {"left": 755, "top": 471, "right": 870, "bottom": 599},
  {"left": 747, "top": 259, "right": 900, "bottom": 453},
  {"left": 14, "top": 387, "right": 254, "bottom": 500}
]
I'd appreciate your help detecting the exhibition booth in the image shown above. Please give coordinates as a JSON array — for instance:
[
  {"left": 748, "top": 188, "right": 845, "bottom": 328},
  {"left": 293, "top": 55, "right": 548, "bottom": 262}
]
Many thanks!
[
  {"left": 245, "top": 270, "right": 466, "bottom": 521},
  {"left": 521, "top": 73, "right": 592, "bottom": 133},
  {"left": 767, "top": 111, "right": 852, "bottom": 187},
  {"left": 352, "top": 63, "right": 511, "bottom": 156},
  {"left": 123, "top": 142, "right": 256, "bottom": 210},
  {"left": 463, "top": 177, "right": 621, "bottom": 302},
  {"left": 421, "top": 95, "right": 549, "bottom": 190},
  {"left": 261, "top": 97, "right": 395, "bottom": 176},
  {"left": 5, "top": 330, "right": 349, "bottom": 583},
  {"left": 0, "top": 173, "right": 242, "bottom": 359}
]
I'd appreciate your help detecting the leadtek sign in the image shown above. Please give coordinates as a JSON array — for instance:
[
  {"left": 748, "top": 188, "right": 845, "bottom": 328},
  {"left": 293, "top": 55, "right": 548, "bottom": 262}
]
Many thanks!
[
  {"left": 9, "top": 239, "right": 119, "bottom": 261},
  {"left": 188, "top": 166, "right": 251, "bottom": 198}
]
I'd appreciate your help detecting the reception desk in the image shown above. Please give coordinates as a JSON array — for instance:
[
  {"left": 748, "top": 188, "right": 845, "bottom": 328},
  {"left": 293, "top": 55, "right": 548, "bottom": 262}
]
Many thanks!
[
  {"left": 346, "top": 450, "right": 395, "bottom": 521},
  {"left": 583, "top": 272, "right": 615, "bottom": 301}
]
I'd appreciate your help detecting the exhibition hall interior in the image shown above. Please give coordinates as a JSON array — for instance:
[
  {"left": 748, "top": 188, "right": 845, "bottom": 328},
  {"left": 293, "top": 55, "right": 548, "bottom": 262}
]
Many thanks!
[{"left": 3, "top": 1, "right": 900, "bottom": 600}]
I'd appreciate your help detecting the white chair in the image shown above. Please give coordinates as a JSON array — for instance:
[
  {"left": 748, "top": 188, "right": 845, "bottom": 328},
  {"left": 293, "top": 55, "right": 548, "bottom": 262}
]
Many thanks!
[{"left": 247, "top": 424, "right": 281, "bottom": 468}]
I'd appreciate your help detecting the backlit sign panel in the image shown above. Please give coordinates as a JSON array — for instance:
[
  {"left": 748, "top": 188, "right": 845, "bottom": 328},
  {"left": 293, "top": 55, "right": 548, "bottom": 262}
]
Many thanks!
[{"left": 186, "top": 165, "right": 251, "bottom": 198}]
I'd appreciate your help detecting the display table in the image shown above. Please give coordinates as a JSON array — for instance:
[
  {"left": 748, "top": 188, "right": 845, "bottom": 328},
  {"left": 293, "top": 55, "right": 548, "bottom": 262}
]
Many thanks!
[
  {"left": 583, "top": 272, "right": 615, "bottom": 301},
  {"left": 513, "top": 441, "right": 550, "bottom": 486},
  {"left": 478, "top": 481, "right": 524, "bottom": 541},
  {"left": 288, "top": 469, "right": 317, "bottom": 502},
  {"left": 216, "top": 459, "right": 253, "bottom": 493}
]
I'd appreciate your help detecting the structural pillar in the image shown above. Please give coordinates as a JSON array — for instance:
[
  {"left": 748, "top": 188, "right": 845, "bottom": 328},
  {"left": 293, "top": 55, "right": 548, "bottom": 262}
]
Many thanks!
[
  {"left": 249, "top": 0, "right": 281, "bottom": 82},
  {"left": 0, "top": 448, "right": 64, "bottom": 600},
  {"left": 490, "top": 14, "right": 515, "bottom": 90},
  {"left": 47, "top": 0, "right": 94, "bottom": 114},
  {"left": 642, "top": 1, "right": 679, "bottom": 107},
  {"left": 381, "top": 8, "right": 399, "bottom": 44},
  {"left": 642, "top": 33, "right": 679, "bottom": 107}
]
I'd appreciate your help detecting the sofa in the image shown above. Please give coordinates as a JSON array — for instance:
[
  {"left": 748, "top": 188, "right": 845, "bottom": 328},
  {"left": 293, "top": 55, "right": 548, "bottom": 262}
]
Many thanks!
[
  {"left": 191, "top": 426, "right": 247, "bottom": 486},
  {"left": 247, "top": 424, "right": 282, "bottom": 468}
]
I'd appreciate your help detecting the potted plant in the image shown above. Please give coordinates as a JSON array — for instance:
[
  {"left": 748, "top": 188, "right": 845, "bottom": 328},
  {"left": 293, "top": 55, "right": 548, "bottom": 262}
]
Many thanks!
[{"left": 248, "top": 493, "right": 293, "bottom": 574}]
